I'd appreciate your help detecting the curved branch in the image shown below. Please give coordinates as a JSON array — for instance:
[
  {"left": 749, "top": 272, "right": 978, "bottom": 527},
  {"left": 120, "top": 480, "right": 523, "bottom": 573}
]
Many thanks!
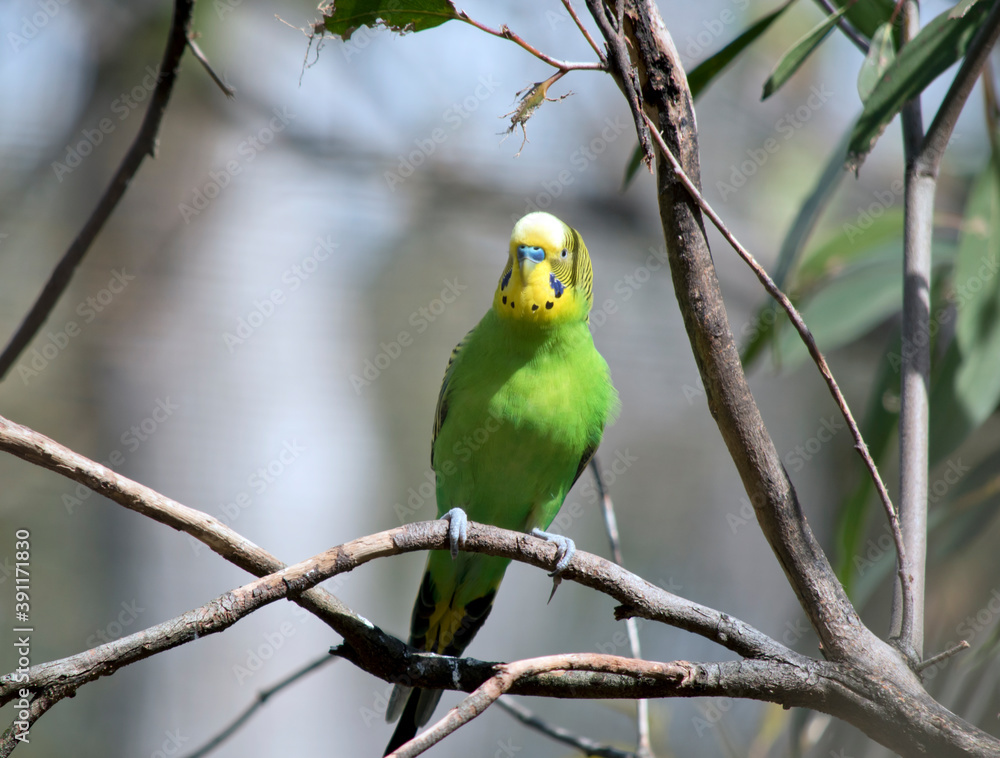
[
  {"left": 0, "top": 427, "right": 995, "bottom": 756},
  {"left": 456, "top": 10, "right": 604, "bottom": 72},
  {"left": 389, "top": 655, "right": 689, "bottom": 757},
  {"left": 0, "top": 412, "right": 802, "bottom": 666},
  {"left": 497, "top": 697, "right": 637, "bottom": 758},
  {"left": 0, "top": 0, "right": 195, "bottom": 382}
]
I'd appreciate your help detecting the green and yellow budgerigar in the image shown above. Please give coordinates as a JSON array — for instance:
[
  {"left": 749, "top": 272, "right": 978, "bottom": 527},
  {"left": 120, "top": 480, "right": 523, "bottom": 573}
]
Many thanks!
[{"left": 384, "top": 211, "right": 618, "bottom": 754}]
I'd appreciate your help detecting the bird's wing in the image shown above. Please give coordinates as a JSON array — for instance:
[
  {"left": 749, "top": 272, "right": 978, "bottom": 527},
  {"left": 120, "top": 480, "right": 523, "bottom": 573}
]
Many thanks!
[{"left": 431, "top": 327, "right": 474, "bottom": 467}]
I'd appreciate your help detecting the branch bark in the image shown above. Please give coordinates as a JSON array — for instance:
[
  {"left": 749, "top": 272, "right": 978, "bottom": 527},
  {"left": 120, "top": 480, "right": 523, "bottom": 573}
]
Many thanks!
[
  {"left": 0, "top": 410, "right": 994, "bottom": 755},
  {"left": 895, "top": 0, "right": 1000, "bottom": 659},
  {"left": 615, "top": 0, "right": 893, "bottom": 667},
  {"left": 0, "top": 0, "right": 195, "bottom": 382},
  {"left": 3, "top": 514, "right": 995, "bottom": 757}
]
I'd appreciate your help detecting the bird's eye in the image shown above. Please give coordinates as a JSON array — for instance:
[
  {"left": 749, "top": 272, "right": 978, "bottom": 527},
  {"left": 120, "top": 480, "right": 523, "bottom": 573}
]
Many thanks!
[{"left": 560, "top": 249, "right": 569, "bottom": 259}]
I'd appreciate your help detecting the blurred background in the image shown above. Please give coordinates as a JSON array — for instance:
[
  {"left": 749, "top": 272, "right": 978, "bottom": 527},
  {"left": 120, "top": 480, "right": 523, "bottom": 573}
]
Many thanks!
[{"left": 0, "top": 0, "right": 997, "bottom": 756}]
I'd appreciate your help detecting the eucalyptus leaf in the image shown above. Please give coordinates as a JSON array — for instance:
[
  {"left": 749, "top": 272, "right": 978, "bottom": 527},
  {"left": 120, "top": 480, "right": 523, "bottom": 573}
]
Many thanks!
[{"left": 323, "top": 0, "right": 459, "bottom": 39}]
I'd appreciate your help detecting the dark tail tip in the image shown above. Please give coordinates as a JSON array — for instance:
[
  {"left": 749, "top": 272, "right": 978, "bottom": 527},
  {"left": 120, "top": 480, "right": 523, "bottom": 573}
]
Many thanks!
[{"left": 383, "top": 689, "right": 422, "bottom": 756}]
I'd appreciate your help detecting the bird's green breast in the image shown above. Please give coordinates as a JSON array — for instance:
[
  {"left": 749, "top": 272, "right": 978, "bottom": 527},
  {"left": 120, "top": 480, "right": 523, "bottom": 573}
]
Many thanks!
[{"left": 432, "top": 308, "right": 616, "bottom": 534}]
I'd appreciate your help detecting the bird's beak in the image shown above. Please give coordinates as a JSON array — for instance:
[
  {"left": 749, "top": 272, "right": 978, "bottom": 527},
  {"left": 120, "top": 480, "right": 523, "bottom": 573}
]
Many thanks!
[{"left": 517, "top": 245, "right": 546, "bottom": 276}]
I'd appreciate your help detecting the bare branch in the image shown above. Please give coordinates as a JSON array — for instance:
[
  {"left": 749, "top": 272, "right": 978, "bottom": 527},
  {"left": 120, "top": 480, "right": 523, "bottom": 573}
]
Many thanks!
[
  {"left": 896, "top": 0, "right": 927, "bottom": 661},
  {"left": 390, "top": 656, "right": 688, "bottom": 757},
  {"left": 591, "top": 456, "right": 653, "bottom": 757},
  {"left": 456, "top": 10, "right": 604, "bottom": 72},
  {"left": 498, "top": 697, "right": 637, "bottom": 758},
  {"left": 186, "top": 33, "right": 236, "bottom": 99},
  {"left": 0, "top": 412, "right": 804, "bottom": 666},
  {"left": 0, "top": 413, "right": 995, "bottom": 755},
  {"left": 180, "top": 653, "right": 337, "bottom": 758},
  {"left": 895, "top": 1, "right": 1000, "bottom": 658},
  {"left": 0, "top": 0, "right": 195, "bottom": 382},
  {"left": 562, "top": 0, "right": 607, "bottom": 62}
]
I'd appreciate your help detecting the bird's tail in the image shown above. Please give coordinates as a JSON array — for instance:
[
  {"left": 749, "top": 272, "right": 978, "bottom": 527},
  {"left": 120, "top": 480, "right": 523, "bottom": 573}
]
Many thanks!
[
  {"left": 384, "top": 560, "right": 501, "bottom": 754},
  {"left": 383, "top": 688, "right": 427, "bottom": 756}
]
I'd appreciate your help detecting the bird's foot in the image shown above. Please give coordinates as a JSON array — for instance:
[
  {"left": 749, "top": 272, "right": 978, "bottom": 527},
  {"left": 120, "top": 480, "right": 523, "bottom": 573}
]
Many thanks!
[
  {"left": 442, "top": 508, "right": 468, "bottom": 559},
  {"left": 531, "top": 528, "right": 576, "bottom": 602}
]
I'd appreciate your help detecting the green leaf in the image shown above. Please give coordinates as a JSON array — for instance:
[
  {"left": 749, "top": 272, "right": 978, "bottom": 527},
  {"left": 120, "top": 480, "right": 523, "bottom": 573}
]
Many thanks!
[
  {"left": 323, "top": 0, "right": 459, "bottom": 39},
  {"left": 688, "top": 0, "right": 798, "bottom": 100},
  {"left": 857, "top": 22, "right": 897, "bottom": 102},
  {"left": 828, "top": 0, "right": 895, "bottom": 41},
  {"left": 774, "top": 257, "right": 902, "bottom": 369},
  {"left": 771, "top": 125, "right": 854, "bottom": 291},
  {"left": 930, "top": 446, "right": 1000, "bottom": 561},
  {"left": 740, "top": 127, "right": 852, "bottom": 370},
  {"left": 762, "top": 4, "right": 850, "bottom": 99},
  {"left": 929, "top": 164, "right": 1000, "bottom": 465},
  {"left": 847, "top": 0, "right": 991, "bottom": 169},
  {"left": 795, "top": 208, "right": 904, "bottom": 290}
]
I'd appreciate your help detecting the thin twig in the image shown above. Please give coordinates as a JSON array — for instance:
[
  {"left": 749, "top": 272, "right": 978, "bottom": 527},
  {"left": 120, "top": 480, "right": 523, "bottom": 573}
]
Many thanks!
[
  {"left": 562, "top": 0, "right": 607, "bottom": 62},
  {"left": 186, "top": 34, "right": 236, "bottom": 99},
  {"left": 591, "top": 456, "right": 653, "bottom": 758},
  {"left": 638, "top": 109, "right": 911, "bottom": 637},
  {"left": 812, "top": 0, "right": 870, "bottom": 53},
  {"left": 389, "top": 656, "right": 688, "bottom": 757},
  {"left": 914, "top": 641, "right": 970, "bottom": 673},
  {"left": 180, "top": 653, "right": 338, "bottom": 758},
  {"left": 456, "top": 11, "right": 604, "bottom": 72},
  {"left": 0, "top": 0, "right": 195, "bottom": 382},
  {"left": 497, "top": 697, "right": 637, "bottom": 758},
  {"left": 0, "top": 689, "right": 59, "bottom": 758}
]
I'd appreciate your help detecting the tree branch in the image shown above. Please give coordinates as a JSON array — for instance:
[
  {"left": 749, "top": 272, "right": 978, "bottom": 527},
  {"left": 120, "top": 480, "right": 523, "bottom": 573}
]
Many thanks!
[
  {"left": 497, "top": 697, "right": 637, "bottom": 758},
  {"left": 180, "top": 653, "right": 338, "bottom": 758},
  {"left": 389, "top": 655, "right": 688, "bottom": 757},
  {"left": 456, "top": 10, "right": 605, "bottom": 72},
  {"left": 0, "top": 413, "right": 996, "bottom": 755},
  {"left": 0, "top": 0, "right": 195, "bottom": 382},
  {"left": 591, "top": 456, "right": 652, "bottom": 757},
  {"left": 611, "top": 0, "right": 897, "bottom": 667},
  {"left": 896, "top": 0, "right": 926, "bottom": 661},
  {"left": 0, "top": 411, "right": 800, "bottom": 667}
]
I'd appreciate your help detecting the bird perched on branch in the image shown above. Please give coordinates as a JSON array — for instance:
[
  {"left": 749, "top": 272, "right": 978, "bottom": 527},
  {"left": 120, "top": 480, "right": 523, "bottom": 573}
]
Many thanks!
[{"left": 384, "top": 211, "right": 618, "bottom": 754}]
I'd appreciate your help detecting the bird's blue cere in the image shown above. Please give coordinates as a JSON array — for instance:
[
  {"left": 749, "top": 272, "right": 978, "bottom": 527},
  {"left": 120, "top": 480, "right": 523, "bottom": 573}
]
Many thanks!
[{"left": 517, "top": 245, "right": 546, "bottom": 264}]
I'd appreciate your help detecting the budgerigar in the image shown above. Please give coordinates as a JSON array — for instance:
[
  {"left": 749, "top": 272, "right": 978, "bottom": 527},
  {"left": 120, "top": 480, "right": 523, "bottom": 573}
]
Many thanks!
[{"left": 384, "top": 211, "right": 618, "bottom": 754}]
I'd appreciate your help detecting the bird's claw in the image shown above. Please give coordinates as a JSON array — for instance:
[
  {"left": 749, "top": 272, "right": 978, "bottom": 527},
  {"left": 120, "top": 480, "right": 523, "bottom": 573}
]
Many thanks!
[
  {"left": 531, "top": 528, "right": 576, "bottom": 601},
  {"left": 443, "top": 508, "right": 468, "bottom": 559}
]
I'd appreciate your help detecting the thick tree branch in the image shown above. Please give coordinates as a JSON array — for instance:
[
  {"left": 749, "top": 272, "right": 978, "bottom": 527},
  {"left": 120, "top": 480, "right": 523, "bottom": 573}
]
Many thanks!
[
  {"left": 612, "top": 0, "right": 890, "bottom": 667},
  {"left": 0, "top": 413, "right": 804, "bottom": 666},
  {"left": 0, "top": 411, "right": 995, "bottom": 755},
  {"left": 4, "top": 518, "right": 989, "bottom": 758},
  {"left": 0, "top": 0, "right": 195, "bottom": 382}
]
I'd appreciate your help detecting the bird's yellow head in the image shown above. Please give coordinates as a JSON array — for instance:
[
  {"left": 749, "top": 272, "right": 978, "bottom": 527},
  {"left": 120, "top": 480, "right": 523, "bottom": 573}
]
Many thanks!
[{"left": 493, "top": 212, "right": 594, "bottom": 326}]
